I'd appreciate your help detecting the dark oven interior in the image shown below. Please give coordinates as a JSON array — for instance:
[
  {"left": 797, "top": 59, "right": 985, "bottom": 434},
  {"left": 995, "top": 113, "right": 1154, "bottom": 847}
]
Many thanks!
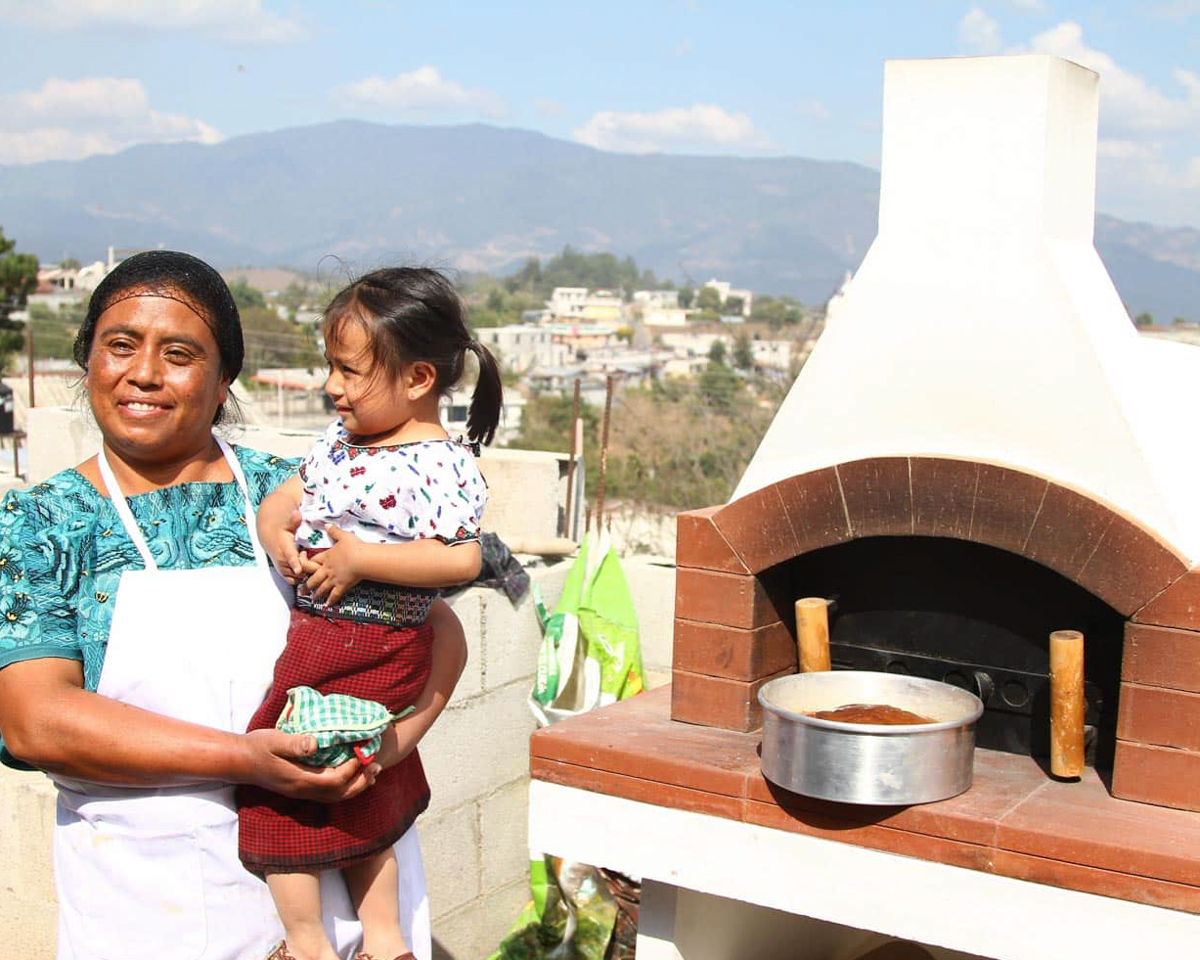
[{"left": 759, "top": 536, "right": 1123, "bottom": 770}]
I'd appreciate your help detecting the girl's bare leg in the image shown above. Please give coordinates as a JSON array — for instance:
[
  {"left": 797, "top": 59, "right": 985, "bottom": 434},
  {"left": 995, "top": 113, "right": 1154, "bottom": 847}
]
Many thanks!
[
  {"left": 265, "top": 870, "right": 340, "bottom": 960},
  {"left": 344, "top": 848, "right": 411, "bottom": 960}
]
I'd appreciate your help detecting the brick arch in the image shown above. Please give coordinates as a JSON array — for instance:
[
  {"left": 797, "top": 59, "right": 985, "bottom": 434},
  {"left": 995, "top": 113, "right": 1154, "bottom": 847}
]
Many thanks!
[
  {"left": 690, "top": 456, "right": 1187, "bottom": 616},
  {"left": 671, "top": 456, "right": 1200, "bottom": 811}
]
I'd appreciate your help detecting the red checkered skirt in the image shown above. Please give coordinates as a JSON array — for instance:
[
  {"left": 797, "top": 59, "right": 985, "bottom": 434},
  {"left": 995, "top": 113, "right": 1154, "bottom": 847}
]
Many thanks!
[{"left": 237, "top": 608, "right": 433, "bottom": 874}]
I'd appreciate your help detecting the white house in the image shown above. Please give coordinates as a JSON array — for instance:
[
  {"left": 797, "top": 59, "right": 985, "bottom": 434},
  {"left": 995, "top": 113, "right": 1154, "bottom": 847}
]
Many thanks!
[
  {"left": 702, "top": 278, "right": 754, "bottom": 317},
  {"left": 475, "top": 324, "right": 572, "bottom": 374}
]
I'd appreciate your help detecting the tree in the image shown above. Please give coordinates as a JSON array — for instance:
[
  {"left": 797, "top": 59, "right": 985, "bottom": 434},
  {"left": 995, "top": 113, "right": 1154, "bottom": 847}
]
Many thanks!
[
  {"left": 1133, "top": 311, "right": 1154, "bottom": 328},
  {"left": 751, "top": 294, "right": 805, "bottom": 328},
  {"left": 240, "top": 307, "right": 323, "bottom": 373},
  {"left": 695, "top": 286, "right": 722, "bottom": 314},
  {"left": 723, "top": 295, "right": 744, "bottom": 316},
  {"left": 59, "top": 257, "right": 81, "bottom": 270},
  {"left": 678, "top": 285, "right": 694, "bottom": 309},
  {"left": 27, "top": 301, "right": 85, "bottom": 361},
  {"left": 0, "top": 228, "right": 39, "bottom": 365},
  {"left": 707, "top": 338, "right": 727, "bottom": 365},
  {"left": 732, "top": 332, "right": 754, "bottom": 370},
  {"left": 228, "top": 278, "right": 266, "bottom": 312}
]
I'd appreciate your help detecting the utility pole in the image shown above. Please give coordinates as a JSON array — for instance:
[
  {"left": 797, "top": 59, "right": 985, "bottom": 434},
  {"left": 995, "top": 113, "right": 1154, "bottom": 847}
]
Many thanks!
[{"left": 25, "top": 324, "right": 34, "bottom": 408}]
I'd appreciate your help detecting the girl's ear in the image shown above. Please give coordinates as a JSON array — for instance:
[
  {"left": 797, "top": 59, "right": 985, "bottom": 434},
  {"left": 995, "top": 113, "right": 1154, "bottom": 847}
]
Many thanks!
[{"left": 406, "top": 361, "right": 438, "bottom": 400}]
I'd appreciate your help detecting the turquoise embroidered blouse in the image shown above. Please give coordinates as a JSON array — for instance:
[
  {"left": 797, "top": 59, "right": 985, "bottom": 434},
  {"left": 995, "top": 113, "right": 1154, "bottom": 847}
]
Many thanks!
[{"left": 0, "top": 445, "right": 297, "bottom": 698}]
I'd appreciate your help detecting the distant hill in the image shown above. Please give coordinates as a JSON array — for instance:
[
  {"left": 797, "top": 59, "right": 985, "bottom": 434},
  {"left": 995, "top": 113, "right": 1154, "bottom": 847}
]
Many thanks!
[{"left": 1, "top": 120, "right": 1197, "bottom": 318}]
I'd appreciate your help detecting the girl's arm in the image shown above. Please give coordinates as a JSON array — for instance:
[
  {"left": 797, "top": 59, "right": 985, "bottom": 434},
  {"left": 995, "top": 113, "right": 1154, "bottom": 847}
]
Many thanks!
[
  {"left": 0, "top": 658, "right": 378, "bottom": 801},
  {"left": 257, "top": 474, "right": 305, "bottom": 582},
  {"left": 374, "top": 597, "right": 468, "bottom": 770},
  {"left": 302, "top": 529, "right": 481, "bottom": 605}
]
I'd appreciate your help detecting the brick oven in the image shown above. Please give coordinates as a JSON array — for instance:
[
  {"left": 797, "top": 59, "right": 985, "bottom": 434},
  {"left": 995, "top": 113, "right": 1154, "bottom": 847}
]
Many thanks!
[{"left": 529, "top": 55, "right": 1200, "bottom": 960}]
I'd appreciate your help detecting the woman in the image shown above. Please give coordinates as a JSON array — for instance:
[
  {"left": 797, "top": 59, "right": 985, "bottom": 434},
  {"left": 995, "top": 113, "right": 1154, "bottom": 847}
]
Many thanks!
[{"left": 0, "top": 251, "right": 466, "bottom": 960}]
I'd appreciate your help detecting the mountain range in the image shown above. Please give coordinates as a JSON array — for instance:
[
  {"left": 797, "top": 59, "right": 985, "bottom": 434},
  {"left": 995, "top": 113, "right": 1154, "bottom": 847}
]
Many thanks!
[{"left": 1, "top": 120, "right": 1198, "bottom": 320}]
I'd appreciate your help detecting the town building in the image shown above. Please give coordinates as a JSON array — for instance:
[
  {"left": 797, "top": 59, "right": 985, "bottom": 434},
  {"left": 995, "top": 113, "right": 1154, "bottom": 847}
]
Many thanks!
[
  {"left": 475, "top": 324, "right": 572, "bottom": 374},
  {"left": 702, "top": 277, "right": 754, "bottom": 316}
]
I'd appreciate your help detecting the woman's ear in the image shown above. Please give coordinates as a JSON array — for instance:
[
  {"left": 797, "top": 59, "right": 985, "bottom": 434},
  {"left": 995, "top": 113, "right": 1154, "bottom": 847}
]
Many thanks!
[{"left": 406, "top": 361, "right": 438, "bottom": 400}]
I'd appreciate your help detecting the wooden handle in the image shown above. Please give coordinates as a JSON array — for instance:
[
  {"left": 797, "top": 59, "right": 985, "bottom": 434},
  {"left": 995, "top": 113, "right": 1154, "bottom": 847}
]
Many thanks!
[
  {"left": 1049, "top": 629, "right": 1085, "bottom": 778},
  {"left": 795, "top": 598, "right": 831, "bottom": 673}
]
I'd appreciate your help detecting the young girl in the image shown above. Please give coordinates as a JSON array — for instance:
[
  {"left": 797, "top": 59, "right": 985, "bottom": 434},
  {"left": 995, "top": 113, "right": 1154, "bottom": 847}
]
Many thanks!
[{"left": 237, "top": 267, "right": 503, "bottom": 960}]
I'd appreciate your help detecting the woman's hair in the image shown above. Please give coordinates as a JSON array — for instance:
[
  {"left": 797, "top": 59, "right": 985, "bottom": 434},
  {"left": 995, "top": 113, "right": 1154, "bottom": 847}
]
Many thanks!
[
  {"left": 324, "top": 267, "right": 504, "bottom": 446},
  {"left": 73, "top": 250, "right": 245, "bottom": 425}
]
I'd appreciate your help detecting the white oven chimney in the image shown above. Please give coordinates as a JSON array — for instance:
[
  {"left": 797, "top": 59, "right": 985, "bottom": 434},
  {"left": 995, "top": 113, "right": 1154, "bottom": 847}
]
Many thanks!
[{"left": 735, "top": 55, "right": 1200, "bottom": 562}]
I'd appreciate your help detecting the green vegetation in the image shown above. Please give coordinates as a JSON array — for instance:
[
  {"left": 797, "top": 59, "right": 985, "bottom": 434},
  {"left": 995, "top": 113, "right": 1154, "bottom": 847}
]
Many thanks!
[
  {"left": 240, "top": 307, "right": 324, "bottom": 371},
  {"left": 461, "top": 278, "right": 545, "bottom": 329},
  {"left": 515, "top": 366, "right": 785, "bottom": 510},
  {"left": 0, "top": 228, "right": 38, "bottom": 367},
  {"left": 732, "top": 331, "right": 754, "bottom": 370},
  {"left": 503, "top": 245, "right": 667, "bottom": 299},
  {"left": 27, "top": 301, "right": 85, "bottom": 361},
  {"left": 750, "top": 294, "right": 807, "bottom": 328},
  {"left": 228, "top": 278, "right": 267, "bottom": 311}
]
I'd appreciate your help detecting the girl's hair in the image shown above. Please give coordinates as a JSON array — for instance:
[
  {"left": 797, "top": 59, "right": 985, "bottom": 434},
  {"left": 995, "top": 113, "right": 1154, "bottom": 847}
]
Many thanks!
[
  {"left": 324, "top": 267, "right": 504, "bottom": 446},
  {"left": 73, "top": 250, "right": 245, "bottom": 425}
]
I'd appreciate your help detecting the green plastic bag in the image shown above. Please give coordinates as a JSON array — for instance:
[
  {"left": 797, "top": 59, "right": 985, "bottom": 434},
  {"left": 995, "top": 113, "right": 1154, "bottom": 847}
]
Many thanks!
[{"left": 528, "top": 531, "right": 644, "bottom": 727}]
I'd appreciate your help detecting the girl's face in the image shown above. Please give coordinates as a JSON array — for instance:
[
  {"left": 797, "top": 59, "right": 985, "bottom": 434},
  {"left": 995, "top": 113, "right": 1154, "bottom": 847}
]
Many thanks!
[
  {"left": 87, "top": 293, "right": 230, "bottom": 468},
  {"left": 324, "top": 320, "right": 421, "bottom": 440}
]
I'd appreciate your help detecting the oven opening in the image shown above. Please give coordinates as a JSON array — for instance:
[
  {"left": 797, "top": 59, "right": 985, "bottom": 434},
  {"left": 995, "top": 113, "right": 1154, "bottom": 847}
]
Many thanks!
[{"left": 759, "top": 536, "right": 1124, "bottom": 770}]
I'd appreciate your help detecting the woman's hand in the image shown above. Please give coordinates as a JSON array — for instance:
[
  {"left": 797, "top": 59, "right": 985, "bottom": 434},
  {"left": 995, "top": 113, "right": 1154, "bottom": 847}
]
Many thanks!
[
  {"left": 302, "top": 525, "right": 364, "bottom": 604},
  {"left": 236, "top": 729, "right": 380, "bottom": 802}
]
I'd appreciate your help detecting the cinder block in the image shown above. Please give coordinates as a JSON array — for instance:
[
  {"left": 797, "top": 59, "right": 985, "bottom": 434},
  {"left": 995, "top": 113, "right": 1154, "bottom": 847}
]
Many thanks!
[
  {"left": 10, "top": 771, "right": 58, "bottom": 900},
  {"left": 481, "top": 591, "right": 541, "bottom": 693},
  {"left": 479, "top": 778, "right": 531, "bottom": 891},
  {"left": 420, "top": 681, "right": 537, "bottom": 815},
  {"left": 0, "top": 894, "right": 58, "bottom": 960},
  {"left": 432, "top": 877, "right": 531, "bottom": 960},
  {"left": 624, "top": 558, "right": 677, "bottom": 675},
  {"left": 417, "top": 802, "right": 481, "bottom": 918}
]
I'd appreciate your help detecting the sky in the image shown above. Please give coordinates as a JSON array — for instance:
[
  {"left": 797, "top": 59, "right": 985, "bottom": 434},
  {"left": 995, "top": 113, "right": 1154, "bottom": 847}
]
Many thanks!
[{"left": 0, "top": 0, "right": 1198, "bottom": 229}]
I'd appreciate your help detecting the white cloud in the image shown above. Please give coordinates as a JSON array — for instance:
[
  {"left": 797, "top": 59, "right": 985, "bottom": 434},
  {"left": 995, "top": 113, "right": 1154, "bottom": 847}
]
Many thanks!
[
  {"left": 336, "top": 67, "right": 506, "bottom": 120},
  {"left": 1185, "top": 157, "right": 1200, "bottom": 189},
  {"left": 959, "top": 8, "right": 1002, "bottom": 54},
  {"left": 0, "top": 0, "right": 306, "bottom": 43},
  {"left": 1008, "top": 0, "right": 1046, "bottom": 13},
  {"left": 1098, "top": 139, "right": 1160, "bottom": 161},
  {"left": 1026, "top": 21, "right": 1200, "bottom": 131},
  {"left": 573, "top": 104, "right": 772, "bottom": 154},
  {"left": 534, "top": 98, "right": 567, "bottom": 119},
  {"left": 796, "top": 97, "right": 829, "bottom": 122},
  {"left": 0, "top": 77, "right": 222, "bottom": 164},
  {"left": 1148, "top": 0, "right": 1200, "bottom": 20}
]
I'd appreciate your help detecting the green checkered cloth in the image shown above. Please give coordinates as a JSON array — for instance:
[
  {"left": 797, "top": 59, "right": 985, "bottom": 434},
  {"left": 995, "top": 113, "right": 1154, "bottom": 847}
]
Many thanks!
[{"left": 276, "top": 685, "right": 414, "bottom": 767}]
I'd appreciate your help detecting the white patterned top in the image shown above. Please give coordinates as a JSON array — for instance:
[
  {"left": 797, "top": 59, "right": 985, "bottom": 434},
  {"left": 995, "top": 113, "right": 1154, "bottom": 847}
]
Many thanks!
[{"left": 295, "top": 420, "right": 487, "bottom": 551}]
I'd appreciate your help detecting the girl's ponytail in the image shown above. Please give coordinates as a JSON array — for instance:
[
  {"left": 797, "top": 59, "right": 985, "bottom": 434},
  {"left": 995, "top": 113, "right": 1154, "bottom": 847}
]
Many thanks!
[{"left": 466, "top": 340, "right": 503, "bottom": 447}]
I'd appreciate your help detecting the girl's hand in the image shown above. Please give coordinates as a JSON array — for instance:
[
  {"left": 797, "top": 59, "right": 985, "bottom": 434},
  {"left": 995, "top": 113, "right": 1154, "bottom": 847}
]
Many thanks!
[
  {"left": 237, "top": 728, "right": 380, "bottom": 802},
  {"left": 266, "top": 510, "right": 305, "bottom": 584},
  {"left": 302, "top": 525, "right": 364, "bottom": 604}
]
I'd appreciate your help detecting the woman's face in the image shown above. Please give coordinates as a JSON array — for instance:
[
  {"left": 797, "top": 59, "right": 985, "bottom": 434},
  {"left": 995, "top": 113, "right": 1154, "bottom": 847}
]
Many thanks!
[{"left": 86, "top": 292, "right": 230, "bottom": 467}]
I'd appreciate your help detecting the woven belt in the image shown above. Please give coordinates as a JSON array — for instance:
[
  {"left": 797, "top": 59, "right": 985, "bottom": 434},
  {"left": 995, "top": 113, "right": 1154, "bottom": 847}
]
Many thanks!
[{"left": 295, "top": 579, "right": 437, "bottom": 627}]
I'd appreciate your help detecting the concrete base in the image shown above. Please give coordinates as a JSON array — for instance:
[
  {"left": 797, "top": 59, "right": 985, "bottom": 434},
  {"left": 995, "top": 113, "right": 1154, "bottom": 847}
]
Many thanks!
[{"left": 530, "top": 780, "right": 1200, "bottom": 960}]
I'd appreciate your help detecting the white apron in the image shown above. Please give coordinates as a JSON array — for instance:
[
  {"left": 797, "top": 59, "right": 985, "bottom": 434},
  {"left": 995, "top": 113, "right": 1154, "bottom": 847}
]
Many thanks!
[{"left": 52, "top": 437, "right": 431, "bottom": 960}]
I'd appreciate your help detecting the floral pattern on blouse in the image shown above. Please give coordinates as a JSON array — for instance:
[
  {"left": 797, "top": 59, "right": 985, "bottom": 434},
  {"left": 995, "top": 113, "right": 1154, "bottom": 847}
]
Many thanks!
[
  {"left": 295, "top": 421, "right": 487, "bottom": 551},
  {"left": 0, "top": 446, "right": 297, "bottom": 692}
]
